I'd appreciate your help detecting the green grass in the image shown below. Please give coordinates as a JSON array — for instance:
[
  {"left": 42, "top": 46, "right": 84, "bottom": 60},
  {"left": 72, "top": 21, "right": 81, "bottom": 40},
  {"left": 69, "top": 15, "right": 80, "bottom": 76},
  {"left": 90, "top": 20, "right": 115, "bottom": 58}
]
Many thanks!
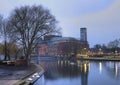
[{"left": 105, "top": 56, "right": 120, "bottom": 60}]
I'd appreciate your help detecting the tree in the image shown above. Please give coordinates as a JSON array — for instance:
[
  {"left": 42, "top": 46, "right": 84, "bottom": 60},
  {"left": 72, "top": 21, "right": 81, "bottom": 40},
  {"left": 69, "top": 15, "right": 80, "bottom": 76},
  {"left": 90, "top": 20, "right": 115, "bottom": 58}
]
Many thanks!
[
  {"left": 0, "top": 15, "right": 2, "bottom": 27},
  {"left": 0, "top": 15, "right": 11, "bottom": 60},
  {"left": 107, "top": 39, "right": 120, "bottom": 48},
  {"left": 0, "top": 43, "right": 3, "bottom": 55},
  {"left": 92, "top": 44, "right": 102, "bottom": 52},
  {"left": 107, "top": 39, "right": 120, "bottom": 53},
  {"left": 0, "top": 43, "right": 19, "bottom": 59},
  {"left": 8, "top": 5, "right": 61, "bottom": 65},
  {"left": 0, "top": 16, "right": 2, "bottom": 55}
]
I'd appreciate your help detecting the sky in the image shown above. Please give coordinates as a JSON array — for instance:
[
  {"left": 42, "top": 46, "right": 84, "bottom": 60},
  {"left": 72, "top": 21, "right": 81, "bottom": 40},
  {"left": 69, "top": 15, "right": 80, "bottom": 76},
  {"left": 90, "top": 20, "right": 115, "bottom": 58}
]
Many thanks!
[{"left": 0, "top": 0, "right": 120, "bottom": 47}]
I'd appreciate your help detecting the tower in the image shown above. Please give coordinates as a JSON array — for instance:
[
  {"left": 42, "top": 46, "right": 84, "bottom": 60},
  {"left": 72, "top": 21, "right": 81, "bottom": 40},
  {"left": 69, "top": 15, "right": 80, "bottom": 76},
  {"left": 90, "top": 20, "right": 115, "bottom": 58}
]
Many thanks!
[
  {"left": 80, "top": 28, "right": 87, "bottom": 42},
  {"left": 80, "top": 27, "right": 89, "bottom": 49}
]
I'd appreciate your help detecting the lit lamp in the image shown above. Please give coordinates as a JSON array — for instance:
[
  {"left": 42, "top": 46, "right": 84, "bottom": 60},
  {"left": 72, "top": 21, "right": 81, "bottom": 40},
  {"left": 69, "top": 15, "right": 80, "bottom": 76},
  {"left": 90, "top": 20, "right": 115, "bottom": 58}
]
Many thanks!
[
  {"left": 99, "top": 48, "right": 102, "bottom": 54},
  {"left": 115, "top": 50, "right": 118, "bottom": 55},
  {"left": 84, "top": 48, "right": 87, "bottom": 54},
  {"left": 99, "top": 48, "right": 102, "bottom": 51}
]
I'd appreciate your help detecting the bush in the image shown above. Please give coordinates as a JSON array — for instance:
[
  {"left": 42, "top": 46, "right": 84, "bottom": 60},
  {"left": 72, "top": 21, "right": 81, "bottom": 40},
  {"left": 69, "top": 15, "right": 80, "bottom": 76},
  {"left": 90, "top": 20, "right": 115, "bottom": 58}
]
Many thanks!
[
  {"left": 0, "top": 60, "right": 3, "bottom": 64},
  {"left": 19, "top": 56, "right": 25, "bottom": 59}
]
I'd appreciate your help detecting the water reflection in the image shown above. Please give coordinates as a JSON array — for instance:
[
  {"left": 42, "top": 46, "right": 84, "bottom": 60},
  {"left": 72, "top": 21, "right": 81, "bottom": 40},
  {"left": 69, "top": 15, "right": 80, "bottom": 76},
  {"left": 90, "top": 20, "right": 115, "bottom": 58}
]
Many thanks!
[
  {"left": 115, "top": 63, "right": 118, "bottom": 77},
  {"left": 99, "top": 62, "right": 102, "bottom": 74},
  {"left": 33, "top": 58, "right": 120, "bottom": 85},
  {"left": 103, "top": 61, "right": 120, "bottom": 79},
  {"left": 35, "top": 60, "right": 90, "bottom": 85}
]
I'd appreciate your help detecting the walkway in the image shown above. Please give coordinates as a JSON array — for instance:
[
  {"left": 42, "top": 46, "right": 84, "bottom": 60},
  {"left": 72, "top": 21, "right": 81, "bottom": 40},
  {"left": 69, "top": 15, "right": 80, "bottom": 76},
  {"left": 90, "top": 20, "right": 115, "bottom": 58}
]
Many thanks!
[{"left": 0, "top": 63, "right": 44, "bottom": 85}]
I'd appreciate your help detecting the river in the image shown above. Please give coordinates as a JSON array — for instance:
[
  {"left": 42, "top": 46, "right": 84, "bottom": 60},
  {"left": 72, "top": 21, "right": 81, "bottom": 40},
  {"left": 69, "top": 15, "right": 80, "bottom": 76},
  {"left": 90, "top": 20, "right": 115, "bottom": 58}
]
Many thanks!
[{"left": 33, "top": 58, "right": 120, "bottom": 85}]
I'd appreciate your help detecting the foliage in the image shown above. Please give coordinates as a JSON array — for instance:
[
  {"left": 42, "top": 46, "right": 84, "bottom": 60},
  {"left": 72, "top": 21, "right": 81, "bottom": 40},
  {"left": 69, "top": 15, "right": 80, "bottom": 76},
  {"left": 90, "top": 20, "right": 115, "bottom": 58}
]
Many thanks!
[
  {"left": 91, "top": 39, "right": 120, "bottom": 53},
  {"left": 0, "top": 44, "right": 3, "bottom": 54},
  {"left": 0, "top": 43, "right": 19, "bottom": 57},
  {"left": 19, "top": 56, "right": 25, "bottom": 59}
]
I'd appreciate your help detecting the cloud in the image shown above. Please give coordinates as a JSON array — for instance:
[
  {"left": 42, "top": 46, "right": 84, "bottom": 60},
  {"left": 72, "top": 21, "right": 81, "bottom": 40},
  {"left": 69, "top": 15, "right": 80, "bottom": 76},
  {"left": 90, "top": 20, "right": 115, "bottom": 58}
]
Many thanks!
[
  {"left": 59, "top": 0, "right": 120, "bottom": 46},
  {"left": 0, "top": 0, "right": 119, "bottom": 46},
  {"left": 0, "top": 0, "right": 44, "bottom": 17}
]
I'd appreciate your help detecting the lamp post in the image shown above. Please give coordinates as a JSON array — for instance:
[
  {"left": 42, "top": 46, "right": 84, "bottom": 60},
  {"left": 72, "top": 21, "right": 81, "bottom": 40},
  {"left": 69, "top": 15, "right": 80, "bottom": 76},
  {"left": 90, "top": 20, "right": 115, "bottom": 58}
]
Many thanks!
[
  {"left": 115, "top": 50, "right": 118, "bottom": 55},
  {"left": 114, "top": 50, "right": 117, "bottom": 58},
  {"left": 99, "top": 48, "right": 102, "bottom": 54},
  {"left": 84, "top": 48, "right": 87, "bottom": 54}
]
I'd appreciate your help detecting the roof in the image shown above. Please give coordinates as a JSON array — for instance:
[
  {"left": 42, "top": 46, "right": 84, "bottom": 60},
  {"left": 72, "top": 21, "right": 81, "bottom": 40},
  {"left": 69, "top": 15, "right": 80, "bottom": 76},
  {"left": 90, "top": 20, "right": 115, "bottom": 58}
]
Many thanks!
[
  {"left": 34, "top": 37, "right": 79, "bottom": 45},
  {"left": 50, "top": 37, "right": 78, "bottom": 44},
  {"left": 34, "top": 38, "right": 47, "bottom": 44}
]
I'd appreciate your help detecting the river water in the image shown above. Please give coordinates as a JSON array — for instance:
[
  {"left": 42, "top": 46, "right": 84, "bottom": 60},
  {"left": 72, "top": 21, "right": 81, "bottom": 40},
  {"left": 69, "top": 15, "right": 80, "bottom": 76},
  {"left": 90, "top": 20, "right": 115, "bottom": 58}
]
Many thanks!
[{"left": 33, "top": 59, "right": 120, "bottom": 85}]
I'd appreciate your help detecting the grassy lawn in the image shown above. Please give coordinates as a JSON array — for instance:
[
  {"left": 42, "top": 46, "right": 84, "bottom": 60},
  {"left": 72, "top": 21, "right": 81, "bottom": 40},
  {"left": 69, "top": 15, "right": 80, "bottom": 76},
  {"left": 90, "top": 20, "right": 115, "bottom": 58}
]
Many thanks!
[{"left": 105, "top": 56, "right": 120, "bottom": 60}]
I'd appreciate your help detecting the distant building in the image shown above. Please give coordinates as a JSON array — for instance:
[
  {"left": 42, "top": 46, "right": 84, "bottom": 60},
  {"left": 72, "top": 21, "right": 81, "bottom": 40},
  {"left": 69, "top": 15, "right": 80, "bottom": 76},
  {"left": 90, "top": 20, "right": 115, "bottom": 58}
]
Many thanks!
[
  {"left": 80, "top": 28, "right": 87, "bottom": 42},
  {"left": 31, "top": 36, "right": 82, "bottom": 57},
  {"left": 47, "top": 37, "right": 82, "bottom": 57},
  {"left": 31, "top": 28, "right": 89, "bottom": 57},
  {"left": 80, "top": 28, "right": 89, "bottom": 49}
]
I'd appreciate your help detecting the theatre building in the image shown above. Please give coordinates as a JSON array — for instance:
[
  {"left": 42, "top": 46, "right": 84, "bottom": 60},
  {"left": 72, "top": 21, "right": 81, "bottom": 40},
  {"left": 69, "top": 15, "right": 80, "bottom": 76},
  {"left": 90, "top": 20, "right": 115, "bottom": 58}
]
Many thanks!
[{"left": 31, "top": 28, "right": 89, "bottom": 57}]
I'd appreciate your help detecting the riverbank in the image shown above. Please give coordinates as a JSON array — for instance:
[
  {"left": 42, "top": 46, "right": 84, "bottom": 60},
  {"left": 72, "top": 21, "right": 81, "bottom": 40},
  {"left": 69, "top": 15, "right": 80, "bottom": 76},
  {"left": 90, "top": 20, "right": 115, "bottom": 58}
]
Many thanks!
[
  {"left": 77, "top": 56, "right": 120, "bottom": 61},
  {"left": 0, "top": 62, "right": 44, "bottom": 85}
]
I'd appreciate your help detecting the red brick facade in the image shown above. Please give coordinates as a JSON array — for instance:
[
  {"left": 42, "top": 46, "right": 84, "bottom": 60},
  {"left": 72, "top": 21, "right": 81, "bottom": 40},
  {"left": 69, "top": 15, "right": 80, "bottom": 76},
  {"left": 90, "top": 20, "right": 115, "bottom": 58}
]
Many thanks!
[{"left": 31, "top": 36, "right": 89, "bottom": 57}]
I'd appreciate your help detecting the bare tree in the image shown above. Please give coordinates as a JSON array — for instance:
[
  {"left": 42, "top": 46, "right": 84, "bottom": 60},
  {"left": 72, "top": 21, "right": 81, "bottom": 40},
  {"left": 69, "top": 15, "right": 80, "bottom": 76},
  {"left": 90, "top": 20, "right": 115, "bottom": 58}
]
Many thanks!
[
  {"left": 0, "top": 15, "right": 2, "bottom": 27},
  {"left": 0, "top": 15, "right": 11, "bottom": 60},
  {"left": 107, "top": 39, "right": 120, "bottom": 48},
  {"left": 8, "top": 5, "right": 61, "bottom": 65}
]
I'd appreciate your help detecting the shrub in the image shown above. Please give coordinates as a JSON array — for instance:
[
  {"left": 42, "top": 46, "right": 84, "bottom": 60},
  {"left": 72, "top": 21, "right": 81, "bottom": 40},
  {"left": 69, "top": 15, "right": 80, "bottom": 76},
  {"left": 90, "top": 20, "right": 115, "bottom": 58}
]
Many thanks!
[{"left": 19, "top": 56, "right": 25, "bottom": 59}]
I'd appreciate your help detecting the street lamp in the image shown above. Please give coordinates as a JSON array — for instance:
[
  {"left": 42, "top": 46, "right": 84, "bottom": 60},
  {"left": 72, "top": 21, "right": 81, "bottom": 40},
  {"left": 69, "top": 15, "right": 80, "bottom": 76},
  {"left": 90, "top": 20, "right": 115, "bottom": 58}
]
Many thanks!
[
  {"left": 84, "top": 48, "right": 87, "bottom": 54},
  {"left": 114, "top": 50, "right": 118, "bottom": 58},
  {"left": 99, "top": 48, "right": 102, "bottom": 55},
  {"left": 115, "top": 50, "right": 118, "bottom": 55}
]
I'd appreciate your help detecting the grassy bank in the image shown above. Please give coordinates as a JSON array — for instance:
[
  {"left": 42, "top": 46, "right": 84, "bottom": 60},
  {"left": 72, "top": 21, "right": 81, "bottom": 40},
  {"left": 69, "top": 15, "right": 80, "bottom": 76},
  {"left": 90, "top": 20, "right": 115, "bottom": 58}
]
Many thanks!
[{"left": 77, "top": 56, "right": 120, "bottom": 61}]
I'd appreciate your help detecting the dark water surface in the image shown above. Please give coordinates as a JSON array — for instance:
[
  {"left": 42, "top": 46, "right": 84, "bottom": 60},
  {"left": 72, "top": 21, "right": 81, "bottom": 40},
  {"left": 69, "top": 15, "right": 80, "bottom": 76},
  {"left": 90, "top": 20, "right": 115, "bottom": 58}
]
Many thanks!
[{"left": 33, "top": 59, "right": 120, "bottom": 85}]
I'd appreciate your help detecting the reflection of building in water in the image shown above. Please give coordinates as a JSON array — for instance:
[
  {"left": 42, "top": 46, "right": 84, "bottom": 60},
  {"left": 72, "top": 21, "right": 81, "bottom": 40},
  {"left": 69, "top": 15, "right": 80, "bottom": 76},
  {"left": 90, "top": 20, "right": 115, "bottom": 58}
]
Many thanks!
[
  {"left": 43, "top": 60, "right": 90, "bottom": 85},
  {"left": 77, "top": 60, "right": 89, "bottom": 85},
  {"left": 81, "top": 65, "right": 88, "bottom": 85}
]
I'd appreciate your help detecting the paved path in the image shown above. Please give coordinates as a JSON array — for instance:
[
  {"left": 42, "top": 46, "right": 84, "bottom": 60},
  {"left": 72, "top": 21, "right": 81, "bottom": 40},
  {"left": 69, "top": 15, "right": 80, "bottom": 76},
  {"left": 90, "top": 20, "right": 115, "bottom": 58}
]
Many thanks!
[{"left": 0, "top": 63, "right": 43, "bottom": 85}]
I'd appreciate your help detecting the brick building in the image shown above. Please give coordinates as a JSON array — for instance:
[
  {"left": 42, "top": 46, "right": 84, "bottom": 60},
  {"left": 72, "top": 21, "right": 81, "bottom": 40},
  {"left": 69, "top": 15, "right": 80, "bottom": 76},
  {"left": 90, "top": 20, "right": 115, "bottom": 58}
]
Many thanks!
[
  {"left": 31, "top": 28, "right": 89, "bottom": 57},
  {"left": 31, "top": 36, "right": 83, "bottom": 57}
]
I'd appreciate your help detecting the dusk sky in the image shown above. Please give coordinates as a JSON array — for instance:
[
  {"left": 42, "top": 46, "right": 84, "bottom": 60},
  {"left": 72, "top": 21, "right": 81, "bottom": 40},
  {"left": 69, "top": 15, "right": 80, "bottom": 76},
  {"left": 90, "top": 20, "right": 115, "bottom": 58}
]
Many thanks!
[{"left": 0, "top": 0, "right": 120, "bottom": 47}]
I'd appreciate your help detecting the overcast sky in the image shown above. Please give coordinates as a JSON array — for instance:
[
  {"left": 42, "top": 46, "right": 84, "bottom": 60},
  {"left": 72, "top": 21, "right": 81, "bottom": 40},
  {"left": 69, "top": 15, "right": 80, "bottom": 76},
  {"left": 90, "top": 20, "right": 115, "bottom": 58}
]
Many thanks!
[{"left": 0, "top": 0, "right": 120, "bottom": 47}]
